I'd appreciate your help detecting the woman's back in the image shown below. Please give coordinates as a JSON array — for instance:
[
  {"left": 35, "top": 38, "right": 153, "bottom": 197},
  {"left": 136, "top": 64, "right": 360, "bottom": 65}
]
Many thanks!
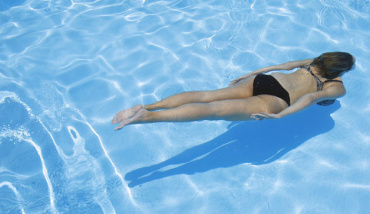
[{"left": 271, "top": 66, "right": 344, "bottom": 105}]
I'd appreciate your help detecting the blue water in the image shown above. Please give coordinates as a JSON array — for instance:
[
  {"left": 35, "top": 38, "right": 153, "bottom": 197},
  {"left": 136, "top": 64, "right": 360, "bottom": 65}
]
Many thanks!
[{"left": 1, "top": 0, "right": 370, "bottom": 213}]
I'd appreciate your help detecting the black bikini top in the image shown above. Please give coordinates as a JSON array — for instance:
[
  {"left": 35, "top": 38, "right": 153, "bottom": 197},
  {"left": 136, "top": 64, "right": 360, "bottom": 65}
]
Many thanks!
[{"left": 301, "top": 65, "right": 343, "bottom": 106}]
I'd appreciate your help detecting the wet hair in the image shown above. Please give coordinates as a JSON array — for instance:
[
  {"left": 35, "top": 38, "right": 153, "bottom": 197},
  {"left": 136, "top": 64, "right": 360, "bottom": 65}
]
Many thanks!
[{"left": 311, "top": 52, "right": 355, "bottom": 79}]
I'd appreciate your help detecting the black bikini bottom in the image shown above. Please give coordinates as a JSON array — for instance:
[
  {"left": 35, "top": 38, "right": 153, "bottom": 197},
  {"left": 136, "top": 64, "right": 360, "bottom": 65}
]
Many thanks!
[{"left": 253, "top": 74, "right": 290, "bottom": 106}]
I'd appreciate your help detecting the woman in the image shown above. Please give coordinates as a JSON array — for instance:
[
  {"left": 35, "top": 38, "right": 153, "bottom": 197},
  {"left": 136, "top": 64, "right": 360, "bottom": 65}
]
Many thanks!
[{"left": 112, "top": 52, "right": 355, "bottom": 131}]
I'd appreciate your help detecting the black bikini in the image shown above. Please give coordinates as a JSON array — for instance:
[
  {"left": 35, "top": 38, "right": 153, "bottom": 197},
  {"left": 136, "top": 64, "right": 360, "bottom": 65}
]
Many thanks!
[
  {"left": 252, "top": 65, "right": 343, "bottom": 106},
  {"left": 301, "top": 65, "right": 343, "bottom": 106},
  {"left": 253, "top": 74, "right": 291, "bottom": 106}
]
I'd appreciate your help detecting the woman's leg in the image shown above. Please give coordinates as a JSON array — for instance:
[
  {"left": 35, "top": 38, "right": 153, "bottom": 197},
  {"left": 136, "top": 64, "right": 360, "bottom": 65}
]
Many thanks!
[
  {"left": 144, "top": 83, "right": 254, "bottom": 110},
  {"left": 145, "top": 77, "right": 255, "bottom": 110},
  {"left": 112, "top": 77, "right": 255, "bottom": 124},
  {"left": 114, "top": 95, "right": 287, "bottom": 130}
]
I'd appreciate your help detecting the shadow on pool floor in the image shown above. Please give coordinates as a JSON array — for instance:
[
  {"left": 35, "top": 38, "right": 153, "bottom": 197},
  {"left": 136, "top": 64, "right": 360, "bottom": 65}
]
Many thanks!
[{"left": 125, "top": 103, "right": 340, "bottom": 187}]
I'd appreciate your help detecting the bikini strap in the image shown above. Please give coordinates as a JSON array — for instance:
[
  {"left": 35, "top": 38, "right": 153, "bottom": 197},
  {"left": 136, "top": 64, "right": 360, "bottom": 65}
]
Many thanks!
[
  {"left": 302, "top": 65, "right": 324, "bottom": 91},
  {"left": 323, "top": 80, "right": 343, "bottom": 84}
]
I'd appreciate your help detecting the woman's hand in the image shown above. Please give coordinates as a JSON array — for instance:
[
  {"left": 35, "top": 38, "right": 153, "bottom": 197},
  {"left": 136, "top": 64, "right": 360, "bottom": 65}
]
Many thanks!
[
  {"left": 251, "top": 112, "right": 281, "bottom": 121},
  {"left": 229, "top": 74, "right": 252, "bottom": 86},
  {"left": 229, "top": 78, "right": 244, "bottom": 86}
]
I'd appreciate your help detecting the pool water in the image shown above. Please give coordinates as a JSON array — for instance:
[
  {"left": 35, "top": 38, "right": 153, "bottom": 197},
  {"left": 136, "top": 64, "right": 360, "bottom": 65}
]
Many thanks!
[{"left": 1, "top": 0, "right": 370, "bottom": 213}]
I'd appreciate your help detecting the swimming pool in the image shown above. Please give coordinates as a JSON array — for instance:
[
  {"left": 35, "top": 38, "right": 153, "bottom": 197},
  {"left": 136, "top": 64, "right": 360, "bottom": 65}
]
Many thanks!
[{"left": 1, "top": 0, "right": 370, "bottom": 213}]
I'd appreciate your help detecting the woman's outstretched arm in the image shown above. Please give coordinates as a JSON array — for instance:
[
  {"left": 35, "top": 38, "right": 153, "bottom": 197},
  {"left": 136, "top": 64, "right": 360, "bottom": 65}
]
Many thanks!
[{"left": 230, "top": 59, "right": 313, "bottom": 86}]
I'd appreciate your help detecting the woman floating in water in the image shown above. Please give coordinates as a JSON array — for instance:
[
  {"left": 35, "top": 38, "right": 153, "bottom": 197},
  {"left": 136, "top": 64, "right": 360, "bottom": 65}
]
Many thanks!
[{"left": 112, "top": 52, "right": 355, "bottom": 131}]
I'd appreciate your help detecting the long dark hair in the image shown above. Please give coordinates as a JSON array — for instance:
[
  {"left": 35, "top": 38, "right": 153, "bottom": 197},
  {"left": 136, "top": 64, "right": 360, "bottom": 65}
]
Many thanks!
[{"left": 311, "top": 52, "right": 355, "bottom": 78}]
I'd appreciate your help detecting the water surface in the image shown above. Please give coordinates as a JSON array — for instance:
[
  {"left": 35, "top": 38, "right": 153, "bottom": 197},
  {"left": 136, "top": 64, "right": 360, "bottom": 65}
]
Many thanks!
[{"left": 1, "top": 0, "right": 370, "bottom": 213}]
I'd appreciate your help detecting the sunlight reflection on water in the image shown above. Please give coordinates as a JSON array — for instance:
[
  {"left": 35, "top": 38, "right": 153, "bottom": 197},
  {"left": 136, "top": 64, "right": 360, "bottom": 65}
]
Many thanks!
[{"left": 1, "top": 0, "right": 370, "bottom": 213}]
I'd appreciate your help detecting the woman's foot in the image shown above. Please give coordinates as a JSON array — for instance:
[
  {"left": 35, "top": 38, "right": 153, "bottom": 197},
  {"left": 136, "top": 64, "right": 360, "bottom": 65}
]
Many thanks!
[
  {"left": 114, "top": 109, "right": 149, "bottom": 131},
  {"left": 111, "top": 105, "right": 143, "bottom": 125}
]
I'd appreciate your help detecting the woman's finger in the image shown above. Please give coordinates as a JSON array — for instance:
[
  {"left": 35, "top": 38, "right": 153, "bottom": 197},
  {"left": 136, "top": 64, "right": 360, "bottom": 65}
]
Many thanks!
[
  {"left": 251, "top": 113, "right": 266, "bottom": 120},
  {"left": 114, "top": 123, "right": 124, "bottom": 131}
]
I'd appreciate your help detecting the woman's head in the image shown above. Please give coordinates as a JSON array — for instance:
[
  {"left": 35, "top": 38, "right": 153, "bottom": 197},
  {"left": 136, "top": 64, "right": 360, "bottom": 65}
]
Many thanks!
[{"left": 311, "top": 52, "right": 355, "bottom": 78}]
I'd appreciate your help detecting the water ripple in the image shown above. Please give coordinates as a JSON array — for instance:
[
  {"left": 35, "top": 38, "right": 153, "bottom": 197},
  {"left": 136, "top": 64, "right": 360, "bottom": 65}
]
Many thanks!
[{"left": 1, "top": 0, "right": 370, "bottom": 213}]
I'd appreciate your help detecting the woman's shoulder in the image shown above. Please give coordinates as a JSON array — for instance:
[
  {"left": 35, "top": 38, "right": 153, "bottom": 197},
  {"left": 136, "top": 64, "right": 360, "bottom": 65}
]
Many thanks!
[
  {"left": 322, "top": 77, "right": 345, "bottom": 88},
  {"left": 322, "top": 78, "right": 346, "bottom": 95}
]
